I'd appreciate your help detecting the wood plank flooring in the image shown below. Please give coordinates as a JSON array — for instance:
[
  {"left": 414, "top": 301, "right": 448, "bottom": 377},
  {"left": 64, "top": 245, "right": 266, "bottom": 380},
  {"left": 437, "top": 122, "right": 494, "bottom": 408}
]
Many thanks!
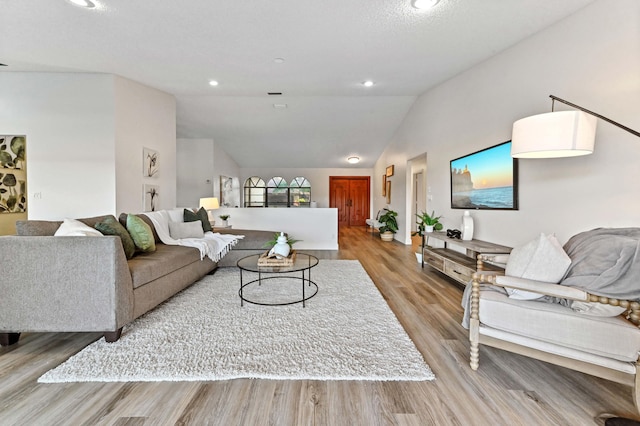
[{"left": 1, "top": 226, "right": 637, "bottom": 425}]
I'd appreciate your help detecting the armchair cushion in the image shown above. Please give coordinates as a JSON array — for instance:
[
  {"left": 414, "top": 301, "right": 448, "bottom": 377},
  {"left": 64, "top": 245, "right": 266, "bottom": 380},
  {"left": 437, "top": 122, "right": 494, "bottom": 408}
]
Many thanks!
[
  {"left": 504, "top": 233, "right": 571, "bottom": 300},
  {"left": 479, "top": 290, "right": 640, "bottom": 363},
  {"left": 569, "top": 301, "right": 627, "bottom": 317}
]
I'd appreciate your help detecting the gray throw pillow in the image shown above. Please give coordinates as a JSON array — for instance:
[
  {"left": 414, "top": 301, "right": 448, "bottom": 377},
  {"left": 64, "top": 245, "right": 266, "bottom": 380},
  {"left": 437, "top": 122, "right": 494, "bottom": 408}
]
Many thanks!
[{"left": 169, "top": 221, "right": 205, "bottom": 240}]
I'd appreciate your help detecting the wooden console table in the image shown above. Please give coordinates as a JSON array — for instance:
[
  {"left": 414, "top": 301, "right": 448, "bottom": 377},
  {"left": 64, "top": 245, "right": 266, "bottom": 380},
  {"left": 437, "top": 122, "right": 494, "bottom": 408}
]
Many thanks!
[{"left": 422, "top": 232, "right": 511, "bottom": 285}]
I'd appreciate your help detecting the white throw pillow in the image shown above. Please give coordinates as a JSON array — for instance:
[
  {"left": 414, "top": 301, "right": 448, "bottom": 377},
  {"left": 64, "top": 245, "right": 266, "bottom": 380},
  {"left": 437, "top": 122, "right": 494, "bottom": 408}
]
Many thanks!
[
  {"left": 54, "top": 218, "right": 103, "bottom": 237},
  {"left": 505, "top": 233, "right": 572, "bottom": 300},
  {"left": 168, "top": 220, "right": 204, "bottom": 240}
]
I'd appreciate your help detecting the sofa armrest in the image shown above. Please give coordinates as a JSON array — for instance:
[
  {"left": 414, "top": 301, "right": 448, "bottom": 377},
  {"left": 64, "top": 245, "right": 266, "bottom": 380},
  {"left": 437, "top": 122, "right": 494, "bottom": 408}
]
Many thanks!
[
  {"left": 495, "top": 275, "right": 589, "bottom": 301},
  {"left": 0, "top": 236, "right": 134, "bottom": 333}
]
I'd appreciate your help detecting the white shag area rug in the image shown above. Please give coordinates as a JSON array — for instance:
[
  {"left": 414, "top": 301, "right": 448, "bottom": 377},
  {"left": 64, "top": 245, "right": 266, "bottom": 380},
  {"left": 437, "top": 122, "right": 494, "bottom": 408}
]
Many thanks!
[{"left": 39, "top": 260, "right": 434, "bottom": 383}]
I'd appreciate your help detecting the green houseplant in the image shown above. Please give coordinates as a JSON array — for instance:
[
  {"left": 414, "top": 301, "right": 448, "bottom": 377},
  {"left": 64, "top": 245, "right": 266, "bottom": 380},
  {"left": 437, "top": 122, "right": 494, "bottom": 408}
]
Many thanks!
[
  {"left": 219, "top": 214, "right": 230, "bottom": 227},
  {"left": 263, "top": 232, "right": 301, "bottom": 249},
  {"left": 413, "top": 211, "right": 443, "bottom": 262},
  {"left": 378, "top": 209, "right": 398, "bottom": 242}
]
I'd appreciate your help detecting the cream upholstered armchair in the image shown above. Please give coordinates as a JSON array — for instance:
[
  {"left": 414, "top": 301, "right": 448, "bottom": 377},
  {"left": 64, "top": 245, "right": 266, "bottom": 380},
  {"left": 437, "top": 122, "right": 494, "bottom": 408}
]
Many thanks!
[{"left": 468, "top": 230, "right": 640, "bottom": 412}]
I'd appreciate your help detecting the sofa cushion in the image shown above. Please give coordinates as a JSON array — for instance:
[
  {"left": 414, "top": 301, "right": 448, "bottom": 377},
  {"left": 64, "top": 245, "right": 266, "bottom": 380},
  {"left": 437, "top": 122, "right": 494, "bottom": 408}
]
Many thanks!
[
  {"left": 126, "top": 214, "right": 156, "bottom": 253},
  {"left": 479, "top": 290, "right": 640, "bottom": 362},
  {"left": 169, "top": 221, "right": 204, "bottom": 239},
  {"left": 54, "top": 218, "right": 104, "bottom": 237},
  {"left": 118, "top": 213, "right": 161, "bottom": 244},
  {"left": 184, "top": 207, "right": 212, "bottom": 232},
  {"left": 127, "top": 244, "right": 203, "bottom": 289},
  {"left": 95, "top": 216, "right": 136, "bottom": 259}
]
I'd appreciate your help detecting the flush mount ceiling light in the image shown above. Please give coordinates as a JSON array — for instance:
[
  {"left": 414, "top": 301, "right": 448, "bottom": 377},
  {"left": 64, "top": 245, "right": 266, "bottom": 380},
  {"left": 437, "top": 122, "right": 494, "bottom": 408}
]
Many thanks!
[
  {"left": 363, "top": 81, "right": 374, "bottom": 87},
  {"left": 208, "top": 80, "right": 219, "bottom": 86},
  {"left": 273, "top": 104, "right": 288, "bottom": 109},
  {"left": 68, "top": 0, "right": 96, "bottom": 8},
  {"left": 274, "top": 58, "right": 285, "bottom": 64},
  {"left": 347, "top": 156, "right": 360, "bottom": 164},
  {"left": 412, "top": 0, "right": 439, "bottom": 9}
]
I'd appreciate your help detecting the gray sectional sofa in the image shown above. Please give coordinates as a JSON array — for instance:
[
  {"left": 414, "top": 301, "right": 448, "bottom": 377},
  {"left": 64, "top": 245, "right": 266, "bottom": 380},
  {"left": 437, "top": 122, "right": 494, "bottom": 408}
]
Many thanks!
[{"left": 0, "top": 214, "right": 275, "bottom": 346}]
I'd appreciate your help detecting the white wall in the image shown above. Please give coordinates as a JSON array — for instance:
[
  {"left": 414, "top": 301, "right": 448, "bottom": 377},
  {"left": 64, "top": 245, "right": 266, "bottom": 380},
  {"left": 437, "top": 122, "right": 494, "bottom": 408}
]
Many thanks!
[
  {"left": 176, "top": 138, "right": 215, "bottom": 208},
  {"left": 240, "top": 167, "right": 373, "bottom": 209},
  {"left": 115, "top": 76, "right": 176, "bottom": 214},
  {"left": 215, "top": 207, "right": 338, "bottom": 250},
  {"left": 0, "top": 73, "right": 116, "bottom": 220},
  {"left": 376, "top": 0, "right": 640, "bottom": 247},
  {"left": 0, "top": 72, "right": 177, "bottom": 221}
]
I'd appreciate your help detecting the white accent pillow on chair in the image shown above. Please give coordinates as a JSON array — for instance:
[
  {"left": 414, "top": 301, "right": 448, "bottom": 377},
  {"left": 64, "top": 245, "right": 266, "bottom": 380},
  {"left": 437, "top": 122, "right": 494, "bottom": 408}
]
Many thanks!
[{"left": 504, "top": 233, "right": 572, "bottom": 300}]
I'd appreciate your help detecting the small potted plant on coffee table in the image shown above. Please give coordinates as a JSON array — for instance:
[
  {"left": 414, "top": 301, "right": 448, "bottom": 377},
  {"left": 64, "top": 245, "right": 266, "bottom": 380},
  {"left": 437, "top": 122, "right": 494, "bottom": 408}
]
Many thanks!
[{"left": 378, "top": 209, "right": 398, "bottom": 242}]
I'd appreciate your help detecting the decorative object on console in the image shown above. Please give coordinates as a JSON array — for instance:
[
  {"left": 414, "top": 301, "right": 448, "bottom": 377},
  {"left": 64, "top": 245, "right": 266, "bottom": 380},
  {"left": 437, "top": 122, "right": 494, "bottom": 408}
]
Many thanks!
[
  {"left": 461, "top": 210, "right": 474, "bottom": 241},
  {"left": 417, "top": 210, "right": 443, "bottom": 233},
  {"left": 378, "top": 209, "right": 398, "bottom": 242},
  {"left": 450, "top": 141, "right": 518, "bottom": 210},
  {"left": 142, "top": 147, "right": 158, "bottom": 177},
  {"left": 199, "top": 197, "right": 219, "bottom": 224},
  {"left": 446, "top": 229, "right": 462, "bottom": 239},
  {"left": 512, "top": 95, "right": 640, "bottom": 159}
]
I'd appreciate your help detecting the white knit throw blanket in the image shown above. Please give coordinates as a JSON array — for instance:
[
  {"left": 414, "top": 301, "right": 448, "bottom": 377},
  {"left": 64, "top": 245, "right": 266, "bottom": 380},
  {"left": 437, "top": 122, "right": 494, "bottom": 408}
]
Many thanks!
[{"left": 144, "top": 210, "right": 243, "bottom": 262}]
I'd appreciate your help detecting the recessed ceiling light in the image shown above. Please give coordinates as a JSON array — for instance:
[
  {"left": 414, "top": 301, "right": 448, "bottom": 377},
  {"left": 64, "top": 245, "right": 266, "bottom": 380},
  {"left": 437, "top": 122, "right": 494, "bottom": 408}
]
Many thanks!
[
  {"left": 273, "top": 104, "right": 288, "bottom": 109},
  {"left": 363, "top": 81, "right": 374, "bottom": 87},
  {"left": 274, "top": 58, "right": 285, "bottom": 64},
  {"left": 412, "top": 0, "right": 439, "bottom": 9},
  {"left": 68, "top": 0, "right": 96, "bottom": 8},
  {"left": 209, "top": 80, "right": 219, "bottom": 86},
  {"left": 347, "top": 156, "right": 360, "bottom": 164}
]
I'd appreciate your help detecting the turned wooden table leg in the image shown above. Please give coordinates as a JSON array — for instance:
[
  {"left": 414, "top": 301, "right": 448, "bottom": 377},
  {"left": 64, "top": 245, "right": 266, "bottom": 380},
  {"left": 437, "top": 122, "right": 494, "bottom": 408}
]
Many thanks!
[{"left": 469, "top": 275, "right": 480, "bottom": 371}]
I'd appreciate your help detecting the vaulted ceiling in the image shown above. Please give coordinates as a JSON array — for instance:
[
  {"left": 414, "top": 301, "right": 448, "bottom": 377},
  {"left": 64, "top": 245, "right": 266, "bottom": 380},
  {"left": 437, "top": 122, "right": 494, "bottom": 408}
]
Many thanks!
[{"left": 1, "top": 0, "right": 596, "bottom": 168}]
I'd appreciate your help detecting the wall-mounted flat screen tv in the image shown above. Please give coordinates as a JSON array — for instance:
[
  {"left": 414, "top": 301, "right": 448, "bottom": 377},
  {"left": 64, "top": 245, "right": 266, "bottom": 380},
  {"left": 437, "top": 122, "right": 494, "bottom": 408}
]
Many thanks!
[{"left": 450, "top": 141, "right": 518, "bottom": 210}]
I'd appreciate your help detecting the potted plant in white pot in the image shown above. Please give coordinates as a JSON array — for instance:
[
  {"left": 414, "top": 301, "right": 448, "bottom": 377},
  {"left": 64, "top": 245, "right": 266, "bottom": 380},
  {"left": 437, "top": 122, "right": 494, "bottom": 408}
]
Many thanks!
[
  {"left": 413, "top": 211, "right": 443, "bottom": 263},
  {"left": 219, "top": 214, "right": 230, "bottom": 227},
  {"left": 378, "top": 209, "right": 398, "bottom": 242}
]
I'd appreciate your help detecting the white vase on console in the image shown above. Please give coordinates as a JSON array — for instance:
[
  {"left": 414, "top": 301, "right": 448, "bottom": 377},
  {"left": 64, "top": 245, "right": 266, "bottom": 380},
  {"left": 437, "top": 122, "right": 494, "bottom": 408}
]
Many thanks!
[{"left": 461, "top": 210, "right": 474, "bottom": 241}]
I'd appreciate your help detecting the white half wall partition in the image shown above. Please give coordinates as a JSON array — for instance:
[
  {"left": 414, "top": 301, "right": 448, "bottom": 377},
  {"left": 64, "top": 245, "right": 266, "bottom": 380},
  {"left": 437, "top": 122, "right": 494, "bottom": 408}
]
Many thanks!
[{"left": 214, "top": 207, "right": 338, "bottom": 250}]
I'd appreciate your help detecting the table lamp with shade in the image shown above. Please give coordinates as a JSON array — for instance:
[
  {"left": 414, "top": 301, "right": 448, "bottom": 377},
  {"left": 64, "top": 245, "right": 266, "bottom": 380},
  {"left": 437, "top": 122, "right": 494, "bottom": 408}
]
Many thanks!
[{"left": 199, "top": 197, "right": 219, "bottom": 224}]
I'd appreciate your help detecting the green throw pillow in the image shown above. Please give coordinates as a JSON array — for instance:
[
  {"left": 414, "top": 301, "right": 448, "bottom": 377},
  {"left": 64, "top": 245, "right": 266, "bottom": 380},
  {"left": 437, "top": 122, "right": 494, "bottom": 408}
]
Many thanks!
[
  {"left": 126, "top": 214, "right": 156, "bottom": 253},
  {"left": 95, "top": 216, "right": 136, "bottom": 259},
  {"left": 184, "top": 207, "right": 212, "bottom": 232}
]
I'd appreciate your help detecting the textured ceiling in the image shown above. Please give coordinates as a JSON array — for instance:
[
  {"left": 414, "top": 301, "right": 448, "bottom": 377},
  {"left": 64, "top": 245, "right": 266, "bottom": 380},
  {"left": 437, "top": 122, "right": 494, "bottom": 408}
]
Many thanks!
[{"left": 0, "top": 0, "right": 596, "bottom": 168}]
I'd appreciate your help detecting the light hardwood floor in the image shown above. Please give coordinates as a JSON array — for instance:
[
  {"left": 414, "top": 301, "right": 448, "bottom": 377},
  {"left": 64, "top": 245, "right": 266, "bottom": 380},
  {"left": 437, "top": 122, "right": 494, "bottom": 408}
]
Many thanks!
[{"left": 1, "top": 226, "right": 638, "bottom": 425}]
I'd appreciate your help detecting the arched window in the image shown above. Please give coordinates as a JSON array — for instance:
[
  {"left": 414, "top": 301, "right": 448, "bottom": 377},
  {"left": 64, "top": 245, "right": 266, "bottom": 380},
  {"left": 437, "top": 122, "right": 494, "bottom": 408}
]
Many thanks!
[
  {"left": 243, "top": 176, "right": 266, "bottom": 207},
  {"left": 266, "top": 176, "right": 288, "bottom": 207},
  {"left": 289, "top": 177, "right": 311, "bottom": 207}
]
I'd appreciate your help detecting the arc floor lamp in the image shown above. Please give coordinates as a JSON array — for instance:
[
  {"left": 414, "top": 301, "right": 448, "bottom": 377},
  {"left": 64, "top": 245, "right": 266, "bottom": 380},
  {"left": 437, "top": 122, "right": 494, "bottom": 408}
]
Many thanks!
[{"left": 511, "top": 95, "right": 640, "bottom": 159}]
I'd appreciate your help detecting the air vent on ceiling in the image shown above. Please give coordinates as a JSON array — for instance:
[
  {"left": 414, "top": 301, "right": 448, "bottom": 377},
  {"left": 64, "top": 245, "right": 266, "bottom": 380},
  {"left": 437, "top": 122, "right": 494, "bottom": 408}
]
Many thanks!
[{"left": 268, "top": 92, "right": 283, "bottom": 95}]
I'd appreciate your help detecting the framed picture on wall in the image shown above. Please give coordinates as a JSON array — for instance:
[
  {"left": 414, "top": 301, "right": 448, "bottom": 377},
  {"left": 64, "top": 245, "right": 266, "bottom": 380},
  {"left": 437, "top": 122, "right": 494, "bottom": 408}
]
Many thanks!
[
  {"left": 143, "top": 147, "right": 159, "bottom": 178},
  {"left": 220, "top": 175, "right": 234, "bottom": 207},
  {"left": 0, "top": 135, "right": 27, "bottom": 214},
  {"left": 386, "top": 165, "right": 394, "bottom": 177},
  {"left": 385, "top": 180, "right": 391, "bottom": 204},
  {"left": 382, "top": 174, "right": 387, "bottom": 196},
  {"left": 143, "top": 184, "right": 159, "bottom": 212}
]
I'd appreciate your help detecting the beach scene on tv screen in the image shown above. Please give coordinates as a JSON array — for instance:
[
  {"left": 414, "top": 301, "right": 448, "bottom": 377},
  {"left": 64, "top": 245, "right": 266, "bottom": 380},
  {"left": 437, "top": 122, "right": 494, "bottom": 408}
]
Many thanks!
[{"left": 451, "top": 142, "right": 515, "bottom": 209}]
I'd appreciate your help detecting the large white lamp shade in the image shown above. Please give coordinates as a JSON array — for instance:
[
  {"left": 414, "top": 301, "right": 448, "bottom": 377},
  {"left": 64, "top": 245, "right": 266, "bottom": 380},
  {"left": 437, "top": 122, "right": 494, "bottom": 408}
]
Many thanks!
[
  {"left": 511, "top": 111, "right": 597, "bottom": 158},
  {"left": 199, "top": 197, "right": 219, "bottom": 210}
]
